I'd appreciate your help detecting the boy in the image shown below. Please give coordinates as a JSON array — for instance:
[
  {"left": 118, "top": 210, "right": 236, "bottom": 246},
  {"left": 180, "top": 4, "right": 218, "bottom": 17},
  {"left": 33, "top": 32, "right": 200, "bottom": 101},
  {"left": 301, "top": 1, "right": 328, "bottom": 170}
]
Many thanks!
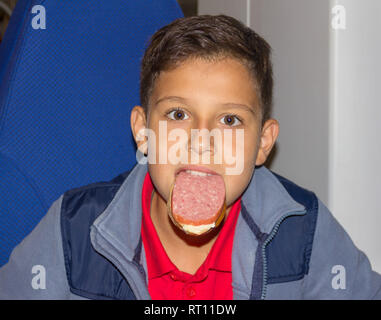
[{"left": 0, "top": 14, "right": 380, "bottom": 300}]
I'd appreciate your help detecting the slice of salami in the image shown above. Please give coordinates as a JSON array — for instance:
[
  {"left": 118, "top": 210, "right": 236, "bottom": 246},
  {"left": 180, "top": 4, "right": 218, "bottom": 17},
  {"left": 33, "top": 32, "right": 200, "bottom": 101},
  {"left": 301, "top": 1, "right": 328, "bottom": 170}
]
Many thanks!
[{"left": 167, "top": 170, "right": 226, "bottom": 235}]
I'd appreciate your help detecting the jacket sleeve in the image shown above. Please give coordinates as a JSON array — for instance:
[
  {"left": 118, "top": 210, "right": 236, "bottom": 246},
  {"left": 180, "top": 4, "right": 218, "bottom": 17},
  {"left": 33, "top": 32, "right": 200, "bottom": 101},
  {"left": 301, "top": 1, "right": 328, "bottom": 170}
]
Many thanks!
[
  {"left": 0, "top": 195, "right": 74, "bottom": 299},
  {"left": 302, "top": 199, "right": 381, "bottom": 299}
]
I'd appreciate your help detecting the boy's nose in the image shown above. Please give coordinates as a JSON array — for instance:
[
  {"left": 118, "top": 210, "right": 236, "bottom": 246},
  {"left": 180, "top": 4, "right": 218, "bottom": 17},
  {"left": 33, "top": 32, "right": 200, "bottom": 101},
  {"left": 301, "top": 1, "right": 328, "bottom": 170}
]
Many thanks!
[
  {"left": 190, "top": 129, "right": 213, "bottom": 153},
  {"left": 186, "top": 126, "right": 220, "bottom": 164}
]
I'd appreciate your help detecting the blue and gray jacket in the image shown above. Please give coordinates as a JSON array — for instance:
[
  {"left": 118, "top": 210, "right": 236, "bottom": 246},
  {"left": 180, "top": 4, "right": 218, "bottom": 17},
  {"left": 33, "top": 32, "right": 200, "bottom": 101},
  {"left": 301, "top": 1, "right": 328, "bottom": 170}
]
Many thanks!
[{"left": 1, "top": 163, "right": 381, "bottom": 299}]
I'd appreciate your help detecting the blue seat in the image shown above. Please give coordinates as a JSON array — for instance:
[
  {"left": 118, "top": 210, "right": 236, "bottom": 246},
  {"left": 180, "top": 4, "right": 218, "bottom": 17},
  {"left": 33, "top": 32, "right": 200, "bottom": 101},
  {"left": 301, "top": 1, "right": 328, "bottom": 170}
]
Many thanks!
[{"left": 0, "top": 0, "right": 183, "bottom": 266}]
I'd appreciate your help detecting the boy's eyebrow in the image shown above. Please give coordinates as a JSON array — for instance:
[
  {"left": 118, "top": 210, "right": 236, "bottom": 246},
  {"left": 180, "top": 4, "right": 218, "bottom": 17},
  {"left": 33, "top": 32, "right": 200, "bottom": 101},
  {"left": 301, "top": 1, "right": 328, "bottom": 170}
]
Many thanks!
[
  {"left": 220, "top": 102, "right": 257, "bottom": 116},
  {"left": 155, "top": 96, "right": 256, "bottom": 115},
  {"left": 155, "top": 96, "right": 189, "bottom": 106}
]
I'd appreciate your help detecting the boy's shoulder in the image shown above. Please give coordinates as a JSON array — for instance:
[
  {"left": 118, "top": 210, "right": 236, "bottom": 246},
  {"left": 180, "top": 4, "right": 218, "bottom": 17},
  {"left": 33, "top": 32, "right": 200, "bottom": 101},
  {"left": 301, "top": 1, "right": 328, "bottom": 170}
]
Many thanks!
[
  {"left": 250, "top": 168, "right": 320, "bottom": 287},
  {"left": 59, "top": 168, "right": 133, "bottom": 246},
  {"left": 270, "top": 169, "right": 318, "bottom": 211},
  {"left": 64, "top": 169, "right": 131, "bottom": 195},
  {"left": 61, "top": 169, "right": 132, "bottom": 216},
  {"left": 59, "top": 168, "right": 138, "bottom": 300}
]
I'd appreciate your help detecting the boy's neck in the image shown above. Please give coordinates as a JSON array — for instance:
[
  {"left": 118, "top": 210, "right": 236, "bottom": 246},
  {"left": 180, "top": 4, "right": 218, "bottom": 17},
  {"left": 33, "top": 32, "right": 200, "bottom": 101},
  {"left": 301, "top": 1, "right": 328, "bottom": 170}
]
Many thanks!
[{"left": 150, "top": 188, "right": 228, "bottom": 275}]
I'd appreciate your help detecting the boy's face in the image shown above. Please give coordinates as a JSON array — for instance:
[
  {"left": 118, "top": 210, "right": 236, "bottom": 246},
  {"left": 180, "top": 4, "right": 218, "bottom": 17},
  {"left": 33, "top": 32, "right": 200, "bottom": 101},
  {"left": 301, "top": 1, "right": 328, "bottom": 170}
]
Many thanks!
[{"left": 131, "top": 57, "right": 279, "bottom": 209}]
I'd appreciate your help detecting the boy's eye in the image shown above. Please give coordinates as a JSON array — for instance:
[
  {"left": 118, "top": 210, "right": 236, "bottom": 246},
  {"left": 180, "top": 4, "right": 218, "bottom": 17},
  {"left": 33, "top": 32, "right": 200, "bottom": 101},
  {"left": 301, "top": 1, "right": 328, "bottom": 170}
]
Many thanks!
[
  {"left": 220, "top": 115, "right": 242, "bottom": 126},
  {"left": 166, "top": 109, "right": 189, "bottom": 121}
]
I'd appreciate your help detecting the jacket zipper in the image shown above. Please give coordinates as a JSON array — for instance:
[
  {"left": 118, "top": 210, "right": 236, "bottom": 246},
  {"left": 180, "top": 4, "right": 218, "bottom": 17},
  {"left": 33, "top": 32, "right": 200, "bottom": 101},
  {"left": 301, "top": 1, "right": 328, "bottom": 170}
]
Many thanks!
[
  {"left": 92, "top": 229, "right": 150, "bottom": 299},
  {"left": 260, "top": 210, "right": 306, "bottom": 300}
]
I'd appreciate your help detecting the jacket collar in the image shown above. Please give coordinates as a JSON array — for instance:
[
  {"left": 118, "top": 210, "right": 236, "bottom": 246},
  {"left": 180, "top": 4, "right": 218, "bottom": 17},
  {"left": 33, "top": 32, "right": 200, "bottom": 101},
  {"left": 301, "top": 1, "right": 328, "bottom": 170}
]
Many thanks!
[
  {"left": 91, "top": 162, "right": 148, "bottom": 262},
  {"left": 241, "top": 165, "right": 306, "bottom": 234},
  {"left": 91, "top": 162, "right": 306, "bottom": 262},
  {"left": 231, "top": 166, "right": 306, "bottom": 299}
]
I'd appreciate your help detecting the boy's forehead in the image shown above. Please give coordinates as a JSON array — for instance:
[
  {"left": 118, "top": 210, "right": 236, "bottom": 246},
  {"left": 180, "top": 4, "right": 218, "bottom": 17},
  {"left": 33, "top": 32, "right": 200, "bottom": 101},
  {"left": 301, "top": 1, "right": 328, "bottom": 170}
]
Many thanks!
[{"left": 150, "top": 57, "right": 260, "bottom": 113}]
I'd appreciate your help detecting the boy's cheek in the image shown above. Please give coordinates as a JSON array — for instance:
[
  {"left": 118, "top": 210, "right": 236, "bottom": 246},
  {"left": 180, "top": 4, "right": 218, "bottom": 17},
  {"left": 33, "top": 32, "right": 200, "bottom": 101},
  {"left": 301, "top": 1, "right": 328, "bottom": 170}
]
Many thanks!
[
  {"left": 224, "top": 169, "right": 253, "bottom": 206},
  {"left": 148, "top": 163, "right": 176, "bottom": 201}
]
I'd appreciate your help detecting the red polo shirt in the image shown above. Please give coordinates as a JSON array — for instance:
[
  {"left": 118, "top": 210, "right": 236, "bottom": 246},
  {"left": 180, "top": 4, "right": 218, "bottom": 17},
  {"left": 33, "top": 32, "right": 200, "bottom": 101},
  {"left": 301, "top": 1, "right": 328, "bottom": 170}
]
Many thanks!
[{"left": 141, "top": 172, "right": 241, "bottom": 300}]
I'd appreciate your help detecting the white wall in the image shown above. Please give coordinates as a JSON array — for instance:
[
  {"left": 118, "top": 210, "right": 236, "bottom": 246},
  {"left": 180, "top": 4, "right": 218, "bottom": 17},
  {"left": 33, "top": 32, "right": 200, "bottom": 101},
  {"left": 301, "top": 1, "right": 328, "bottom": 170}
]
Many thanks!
[
  {"left": 199, "top": 0, "right": 381, "bottom": 273},
  {"left": 198, "top": 0, "right": 249, "bottom": 25},
  {"left": 330, "top": 0, "right": 381, "bottom": 273}
]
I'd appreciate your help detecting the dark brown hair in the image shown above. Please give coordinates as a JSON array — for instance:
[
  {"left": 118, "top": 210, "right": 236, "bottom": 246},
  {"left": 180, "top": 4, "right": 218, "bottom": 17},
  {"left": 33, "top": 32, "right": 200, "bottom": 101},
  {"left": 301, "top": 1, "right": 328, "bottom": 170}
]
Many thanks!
[{"left": 140, "top": 14, "right": 273, "bottom": 126}]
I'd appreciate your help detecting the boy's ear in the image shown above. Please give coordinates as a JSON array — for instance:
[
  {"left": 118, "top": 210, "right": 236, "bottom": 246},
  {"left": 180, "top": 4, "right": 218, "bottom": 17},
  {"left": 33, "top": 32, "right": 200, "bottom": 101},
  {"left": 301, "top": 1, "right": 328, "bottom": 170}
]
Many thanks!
[
  {"left": 255, "top": 119, "right": 279, "bottom": 166},
  {"left": 130, "top": 105, "right": 148, "bottom": 155}
]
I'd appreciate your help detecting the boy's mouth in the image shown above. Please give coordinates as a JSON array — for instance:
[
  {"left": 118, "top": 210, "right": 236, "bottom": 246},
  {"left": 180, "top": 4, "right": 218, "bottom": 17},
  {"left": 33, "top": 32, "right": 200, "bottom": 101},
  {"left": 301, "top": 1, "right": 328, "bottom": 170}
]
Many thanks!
[
  {"left": 174, "top": 165, "right": 220, "bottom": 177},
  {"left": 169, "top": 165, "right": 226, "bottom": 235}
]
